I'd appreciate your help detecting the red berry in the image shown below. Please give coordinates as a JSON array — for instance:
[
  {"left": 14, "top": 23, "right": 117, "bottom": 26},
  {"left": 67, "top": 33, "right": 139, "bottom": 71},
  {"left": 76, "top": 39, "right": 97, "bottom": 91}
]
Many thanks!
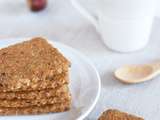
[{"left": 28, "top": 0, "right": 47, "bottom": 12}]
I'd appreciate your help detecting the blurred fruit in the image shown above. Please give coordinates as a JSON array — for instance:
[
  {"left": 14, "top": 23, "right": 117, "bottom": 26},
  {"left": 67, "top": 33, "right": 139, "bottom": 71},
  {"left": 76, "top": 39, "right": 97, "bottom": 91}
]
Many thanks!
[{"left": 28, "top": 0, "right": 47, "bottom": 12}]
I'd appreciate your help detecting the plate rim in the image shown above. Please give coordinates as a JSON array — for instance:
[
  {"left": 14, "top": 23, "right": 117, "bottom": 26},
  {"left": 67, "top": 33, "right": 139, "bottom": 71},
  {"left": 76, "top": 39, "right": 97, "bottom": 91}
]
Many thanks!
[{"left": 52, "top": 41, "right": 101, "bottom": 120}]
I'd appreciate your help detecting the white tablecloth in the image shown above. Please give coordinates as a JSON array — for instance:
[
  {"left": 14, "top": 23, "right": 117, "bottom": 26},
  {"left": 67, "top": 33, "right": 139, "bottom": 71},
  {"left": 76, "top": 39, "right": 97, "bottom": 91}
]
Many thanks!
[{"left": 0, "top": 0, "right": 160, "bottom": 120}]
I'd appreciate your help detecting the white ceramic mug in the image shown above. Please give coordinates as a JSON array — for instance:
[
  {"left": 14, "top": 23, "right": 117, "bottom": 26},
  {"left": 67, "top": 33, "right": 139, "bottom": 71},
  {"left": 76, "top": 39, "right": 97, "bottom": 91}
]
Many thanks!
[{"left": 71, "top": 0, "right": 157, "bottom": 52}]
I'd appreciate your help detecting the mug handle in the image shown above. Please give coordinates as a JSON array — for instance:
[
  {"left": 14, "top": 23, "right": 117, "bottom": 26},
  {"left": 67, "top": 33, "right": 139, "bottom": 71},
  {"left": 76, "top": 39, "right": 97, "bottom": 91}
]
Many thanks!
[{"left": 70, "top": 0, "right": 99, "bottom": 31}]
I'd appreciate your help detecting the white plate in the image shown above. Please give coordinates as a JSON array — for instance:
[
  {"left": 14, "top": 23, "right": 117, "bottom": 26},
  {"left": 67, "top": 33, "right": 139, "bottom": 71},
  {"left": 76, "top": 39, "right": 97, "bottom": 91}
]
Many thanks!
[{"left": 0, "top": 38, "right": 101, "bottom": 120}]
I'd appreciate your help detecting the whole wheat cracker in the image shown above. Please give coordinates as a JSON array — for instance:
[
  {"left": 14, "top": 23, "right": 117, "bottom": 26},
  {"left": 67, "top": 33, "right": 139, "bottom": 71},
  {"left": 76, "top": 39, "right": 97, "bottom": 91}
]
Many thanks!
[
  {"left": 0, "top": 72, "right": 69, "bottom": 92},
  {"left": 0, "top": 37, "right": 70, "bottom": 92},
  {"left": 98, "top": 109, "right": 144, "bottom": 120},
  {"left": 0, "top": 102, "right": 70, "bottom": 115},
  {"left": 0, "top": 84, "right": 69, "bottom": 100},
  {"left": 0, "top": 93, "right": 71, "bottom": 108}
]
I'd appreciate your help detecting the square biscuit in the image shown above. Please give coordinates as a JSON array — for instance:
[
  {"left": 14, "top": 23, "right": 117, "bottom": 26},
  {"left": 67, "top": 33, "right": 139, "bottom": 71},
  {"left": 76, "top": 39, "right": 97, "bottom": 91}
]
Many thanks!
[
  {"left": 0, "top": 37, "right": 70, "bottom": 92},
  {"left": 0, "top": 102, "right": 71, "bottom": 115},
  {"left": 0, "top": 93, "right": 71, "bottom": 108},
  {"left": 0, "top": 84, "right": 69, "bottom": 100}
]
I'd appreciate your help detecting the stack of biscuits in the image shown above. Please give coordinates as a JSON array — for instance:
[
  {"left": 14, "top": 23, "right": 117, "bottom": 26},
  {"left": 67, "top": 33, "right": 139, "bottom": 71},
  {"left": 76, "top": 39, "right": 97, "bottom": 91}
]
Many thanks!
[{"left": 0, "top": 37, "right": 71, "bottom": 115}]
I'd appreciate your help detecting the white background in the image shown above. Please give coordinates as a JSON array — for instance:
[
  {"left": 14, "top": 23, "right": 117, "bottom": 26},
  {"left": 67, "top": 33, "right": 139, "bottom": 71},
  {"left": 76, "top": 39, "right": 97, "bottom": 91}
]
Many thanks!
[
  {"left": 156, "top": 0, "right": 160, "bottom": 17},
  {"left": 0, "top": 0, "right": 160, "bottom": 120}
]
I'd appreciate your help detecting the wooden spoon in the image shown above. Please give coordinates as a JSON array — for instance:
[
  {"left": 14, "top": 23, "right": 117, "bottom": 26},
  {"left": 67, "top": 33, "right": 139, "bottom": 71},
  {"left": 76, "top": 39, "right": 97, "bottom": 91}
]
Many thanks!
[{"left": 114, "top": 62, "right": 160, "bottom": 84}]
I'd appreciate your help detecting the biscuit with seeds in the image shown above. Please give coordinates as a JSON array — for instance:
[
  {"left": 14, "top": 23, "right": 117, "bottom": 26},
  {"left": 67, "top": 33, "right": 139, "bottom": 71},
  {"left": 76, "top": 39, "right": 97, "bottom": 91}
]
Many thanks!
[
  {"left": 0, "top": 102, "right": 70, "bottom": 115},
  {"left": 0, "top": 37, "right": 70, "bottom": 92},
  {"left": 0, "top": 84, "right": 69, "bottom": 100},
  {"left": 98, "top": 109, "right": 144, "bottom": 120}
]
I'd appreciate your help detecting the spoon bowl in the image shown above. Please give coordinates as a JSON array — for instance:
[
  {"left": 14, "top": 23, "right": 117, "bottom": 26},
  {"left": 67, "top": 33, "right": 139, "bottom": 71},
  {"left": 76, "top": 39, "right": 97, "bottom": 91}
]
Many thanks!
[{"left": 115, "top": 64, "right": 156, "bottom": 83}]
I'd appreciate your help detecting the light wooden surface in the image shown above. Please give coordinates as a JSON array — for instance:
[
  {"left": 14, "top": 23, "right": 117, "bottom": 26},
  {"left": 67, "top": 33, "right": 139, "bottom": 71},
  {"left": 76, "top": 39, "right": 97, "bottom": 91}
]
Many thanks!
[{"left": 0, "top": 0, "right": 160, "bottom": 120}]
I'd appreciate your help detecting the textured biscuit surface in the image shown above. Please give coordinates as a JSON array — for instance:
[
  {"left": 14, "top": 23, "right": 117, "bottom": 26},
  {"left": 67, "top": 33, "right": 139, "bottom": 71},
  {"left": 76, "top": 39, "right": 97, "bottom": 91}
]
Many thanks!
[
  {"left": 0, "top": 37, "right": 71, "bottom": 115},
  {"left": 0, "top": 102, "right": 70, "bottom": 115},
  {"left": 0, "top": 93, "right": 71, "bottom": 108},
  {"left": 0, "top": 72, "right": 69, "bottom": 92},
  {"left": 0, "top": 37, "right": 70, "bottom": 92},
  {"left": 98, "top": 109, "right": 144, "bottom": 120},
  {"left": 0, "top": 85, "right": 69, "bottom": 100}
]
